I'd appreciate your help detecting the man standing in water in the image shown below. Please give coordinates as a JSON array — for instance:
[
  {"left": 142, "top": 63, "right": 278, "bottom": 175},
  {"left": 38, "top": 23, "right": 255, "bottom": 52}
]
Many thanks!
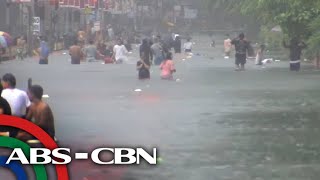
[
  {"left": 17, "top": 85, "right": 55, "bottom": 141},
  {"left": 113, "top": 39, "right": 129, "bottom": 64},
  {"left": 38, "top": 36, "right": 50, "bottom": 64},
  {"left": 151, "top": 37, "right": 164, "bottom": 65},
  {"left": 173, "top": 35, "right": 181, "bottom": 54},
  {"left": 183, "top": 38, "right": 193, "bottom": 53},
  {"left": 84, "top": 40, "right": 103, "bottom": 62},
  {"left": 140, "top": 38, "right": 152, "bottom": 66},
  {"left": 17, "top": 36, "right": 26, "bottom": 60},
  {"left": 69, "top": 40, "right": 83, "bottom": 64},
  {"left": 231, "top": 33, "right": 250, "bottom": 71},
  {"left": 283, "top": 37, "right": 307, "bottom": 71}
]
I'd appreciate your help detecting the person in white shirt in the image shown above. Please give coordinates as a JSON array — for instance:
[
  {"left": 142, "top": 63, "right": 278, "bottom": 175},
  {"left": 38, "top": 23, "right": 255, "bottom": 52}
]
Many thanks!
[
  {"left": 107, "top": 24, "right": 114, "bottom": 40},
  {"left": 224, "top": 34, "right": 232, "bottom": 58},
  {"left": 113, "top": 39, "right": 129, "bottom": 64},
  {"left": 1, "top": 73, "right": 31, "bottom": 118},
  {"left": 184, "top": 38, "right": 193, "bottom": 53}
]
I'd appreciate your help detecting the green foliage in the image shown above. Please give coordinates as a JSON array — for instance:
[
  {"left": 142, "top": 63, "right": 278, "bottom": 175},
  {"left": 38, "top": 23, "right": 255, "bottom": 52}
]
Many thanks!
[
  {"left": 259, "top": 26, "right": 283, "bottom": 51},
  {"left": 305, "top": 17, "right": 320, "bottom": 57}
]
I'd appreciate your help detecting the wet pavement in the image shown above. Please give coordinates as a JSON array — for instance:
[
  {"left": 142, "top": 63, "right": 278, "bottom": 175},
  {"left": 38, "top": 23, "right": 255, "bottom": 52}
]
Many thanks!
[{"left": 1, "top": 36, "right": 320, "bottom": 180}]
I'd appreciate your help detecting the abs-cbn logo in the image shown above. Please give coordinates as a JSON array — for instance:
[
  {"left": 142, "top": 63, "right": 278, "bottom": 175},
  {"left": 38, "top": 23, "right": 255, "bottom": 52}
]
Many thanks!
[{"left": 6, "top": 148, "right": 158, "bottom": 165}]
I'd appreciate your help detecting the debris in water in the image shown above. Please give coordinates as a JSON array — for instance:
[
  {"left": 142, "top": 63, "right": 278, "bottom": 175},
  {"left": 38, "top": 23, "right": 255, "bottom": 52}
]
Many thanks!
[
  {"left": 262, "top": 58, "right": 273, "bottom": 64},
  {"left": 265, "top": 156, "right": 271, "bottom": 161},
  {"left": 62, "top": 52, "right": 67, "bottom": 55},
  {"left": 296, "top": 143, "right": 304, "bottom": 147},
  {"left": 134, "top": 89, "right": 142, "bottom": 92},
  {"left": 275, "top": 60, "right": 281, "bottom": 62}
]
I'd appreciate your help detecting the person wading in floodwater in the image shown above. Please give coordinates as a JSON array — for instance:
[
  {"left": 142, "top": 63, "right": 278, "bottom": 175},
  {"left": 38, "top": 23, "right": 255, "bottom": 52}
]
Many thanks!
[
  {"left": 140, "top": 38, "right": 152, "bottom": 66},
  {"left": 173, "top": 34, "right": 181, "bottom": 54},
  {"left": 69, "top": 40, "right": 83, "bottom": 64},
  {"left": 113, "top": 39, "right": 129, "bottom": 64},
  {"left": 160, "top": 52, "right": 176, "bottom": 80},
  {"left": 224, "top": 34, "right": 232, "bottom": 59},
  {"left": 255, "top": 44, "right": 266, "bottom": 65},
  {"left": 17, "top": 85, "right": 55, "bottom": 141},
  {"left": 84, "top": 40, "right": 102, "bottom": 62},
  {"left": 283, "top": 37, "right": 307, "bottom": 71},
  {"left": 183, "top": 38, "right": 193, "bottom": 53},
  {"left": 38, "top": 36, "right": 50, "bottom": 64},
  {"left": 151, "top": 37, "right": 164, "bottom": 65},
  {"left": 136, "top": 54, "right": 150, "bottom": 80},
  {"left": 231, "top": 33, "right": 250, "bottom": 71}
]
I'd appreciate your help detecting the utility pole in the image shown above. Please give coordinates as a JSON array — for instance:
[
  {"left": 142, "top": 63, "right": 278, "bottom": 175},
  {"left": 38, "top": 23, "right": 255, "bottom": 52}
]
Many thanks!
[
  {"left": 5, "top": 0, "right": 10, "bottom": 33},
  {"left": 99, "top": 0, "right": 106, "bottom": 40},
  {"left": 133, "top": 2, "right": 137, "bottom": 32},
  {"left": 65, "top": 7, "right": 70, "bottom": 33},
  {"left": 26, "top": 0, "right": 36, "bottom": 56}
]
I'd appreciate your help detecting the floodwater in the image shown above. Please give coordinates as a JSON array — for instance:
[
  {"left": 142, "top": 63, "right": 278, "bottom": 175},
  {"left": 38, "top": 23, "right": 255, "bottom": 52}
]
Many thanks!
[{"left": 0, "top": 35, "right": 320, "bottom": 180}]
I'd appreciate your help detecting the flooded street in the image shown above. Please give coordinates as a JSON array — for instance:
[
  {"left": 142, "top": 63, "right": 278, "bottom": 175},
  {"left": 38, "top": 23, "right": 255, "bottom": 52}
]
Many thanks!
[{"left": 1, "top": 35, "right": 320, "bottom": 180}]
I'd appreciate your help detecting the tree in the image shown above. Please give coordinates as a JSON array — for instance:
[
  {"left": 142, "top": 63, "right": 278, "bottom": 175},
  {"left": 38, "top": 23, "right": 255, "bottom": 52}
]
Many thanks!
[
  {"left": 305, "top": 1, "right": 320, "bottom": 67},
  {"left": 208, "top": 0, "right": 319, "bottom": 37}
]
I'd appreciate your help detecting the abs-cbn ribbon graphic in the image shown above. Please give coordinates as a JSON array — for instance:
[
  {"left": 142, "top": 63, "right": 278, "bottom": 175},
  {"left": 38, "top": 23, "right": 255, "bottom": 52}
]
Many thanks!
[{"left": 0, "top": 115, "right": 69, "bottom": 180}]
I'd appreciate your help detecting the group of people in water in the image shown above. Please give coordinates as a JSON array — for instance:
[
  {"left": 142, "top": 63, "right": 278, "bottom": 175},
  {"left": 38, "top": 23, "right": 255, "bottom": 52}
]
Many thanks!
[
  {"left": 0, "top": 31, "right": 310, "bottom": 143},
  {"left": 136, "top": 33, "right": 194, "bottom": 80},
  {"left": 224, "top": 32, "right": 307, "bottom": 71},
  {"left": 68, "top": 32, "right": 190, "bottom": 81},
  {"left": 137, "top": 35, "right": 179, "bottom": 80},
  {"left": 0, "top": 73, "right": 55, "bottom": 141}
]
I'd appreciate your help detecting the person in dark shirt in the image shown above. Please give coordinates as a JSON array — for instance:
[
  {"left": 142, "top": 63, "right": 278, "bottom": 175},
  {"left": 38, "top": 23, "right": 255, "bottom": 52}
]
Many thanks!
[
  {"left": 173, "top": 35, "right": 181, "bottom": 53},
  {"left": 0, "top": 81, "right": 12, "bottom": 136},
  {"left": 137, "top": 55, "right": 150, "bottom": 80},
  {"left": 231, "top": 33, "right": 250, "bottom": 71},
  {"left": 140, "top": 38, "right": 153, "bottom": 66},
  {"left": 283, "top": 37, "right": 307, "bottom": 71}
]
